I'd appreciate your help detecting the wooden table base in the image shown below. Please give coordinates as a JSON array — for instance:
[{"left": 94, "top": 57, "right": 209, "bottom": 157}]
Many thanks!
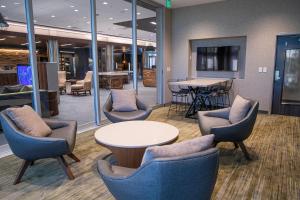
[{"left": 107, "top": 146, "right": 146, "bottom": 168}]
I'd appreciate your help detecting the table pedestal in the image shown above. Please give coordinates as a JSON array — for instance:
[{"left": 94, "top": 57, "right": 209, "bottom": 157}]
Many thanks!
[{"left": 107, "top": 146, "right": 146, "bottom": 168}]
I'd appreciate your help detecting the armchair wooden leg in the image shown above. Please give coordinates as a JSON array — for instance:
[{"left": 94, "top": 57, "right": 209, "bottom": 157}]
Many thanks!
[
  {"left": 14, "top": 160, "right": 31, "bottom": 185},
  {"left": 238, "top": 142, "right": 251, "bottom": 160},
  {"left": 67, "top": 153, "right": 80, "bottom": 162},
  {"left": 57, "top": 156, "right": 75, "bottom": 180},
  {"left": 233, "top": 142, "right": 239, "bottom": 149}
]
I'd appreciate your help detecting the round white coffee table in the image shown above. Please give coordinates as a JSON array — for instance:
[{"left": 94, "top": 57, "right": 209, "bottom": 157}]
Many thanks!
[{"left": 95, "top": 121, "right": 179, "bottom": 168}]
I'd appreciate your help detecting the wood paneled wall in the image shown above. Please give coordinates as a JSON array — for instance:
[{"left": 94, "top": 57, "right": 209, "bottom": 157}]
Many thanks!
[{"left": 0, "top": 49, "right": 29, "bottom": 70}]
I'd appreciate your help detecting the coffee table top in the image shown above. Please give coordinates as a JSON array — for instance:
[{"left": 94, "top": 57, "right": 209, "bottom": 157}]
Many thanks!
[{"left": 94, "top": 121, "right": 179, "bottom": 148}]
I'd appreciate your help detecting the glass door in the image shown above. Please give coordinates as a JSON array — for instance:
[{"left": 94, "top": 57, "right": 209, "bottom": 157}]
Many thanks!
[{"left": 272, "top": 35, "right": 300, "bottom": 116}]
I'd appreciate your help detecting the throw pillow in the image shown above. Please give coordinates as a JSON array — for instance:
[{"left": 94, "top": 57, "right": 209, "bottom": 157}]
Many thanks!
[
  {"left": 229, "top": 95, "right": 251, "bottom": 124},
  {"left": 141, "top": 134, "right": 215, "bottom": 165},
  {"left": 6, "top": 105, "right": 52, "bottom": 137},
  {"left": 111, "top": 89, "right": 138, "bottom": 112}
]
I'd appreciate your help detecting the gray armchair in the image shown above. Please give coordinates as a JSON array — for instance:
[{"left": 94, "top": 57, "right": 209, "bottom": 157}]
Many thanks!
[
  {"left": 103, "top": 94, "right": 152, "bottom": 123},
  {"left": 0, "top": 110, "right": 80, "bottom": 184},
  {"left": 98, "top": 148, "right": 219, "bottom": 200},
  {"left": 197, "top": 101, "right": 259, "bottom": 160}
]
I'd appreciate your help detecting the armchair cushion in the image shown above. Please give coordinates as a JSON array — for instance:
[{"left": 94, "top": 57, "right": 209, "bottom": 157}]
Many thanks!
[
  {"left": 229, "top": 95, "right": 251, "bottom": 123},
  {"left": 198, "top": 111, "right": 231, "bottom": 135},
  {"left": 111, "top": 89, "right": 138, "bottom": 112},
  {"left": 71, "top": 84, "right": 84, "bottom": 90},
  {"left": 141, "top": 135, "right": 215, "bottom": 165},
  {"left": 6, "top": 105, "right": 52, "bottom": 137}
]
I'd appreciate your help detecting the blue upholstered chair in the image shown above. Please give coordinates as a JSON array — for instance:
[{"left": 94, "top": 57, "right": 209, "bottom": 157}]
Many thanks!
[
  {"left": 103, "top": 94, "right": 152, "bottom": 123},
  {"left": 98, "top": 148, "right": 219, "bottom": 200},
  {"left": 198, "top": 100, "right": 259, "bottom": 160},
  {"left": 0, "top": 110, "right": 80, "bottom": 184}
]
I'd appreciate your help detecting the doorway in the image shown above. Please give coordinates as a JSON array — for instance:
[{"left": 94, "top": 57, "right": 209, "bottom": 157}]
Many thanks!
[{"left": 272, "top": 35, "right": 300, "bottom": 116}]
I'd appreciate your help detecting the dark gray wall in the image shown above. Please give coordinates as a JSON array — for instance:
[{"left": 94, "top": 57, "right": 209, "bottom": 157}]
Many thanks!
[{"left": 171, "top": 0, "right": 300, "bottom": 112}]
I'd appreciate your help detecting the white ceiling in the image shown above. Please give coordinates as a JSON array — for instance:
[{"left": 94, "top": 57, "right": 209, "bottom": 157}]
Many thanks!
[
  {"left": 0, "top": 0, "right": 156, "bottom": 42},
  {"left": 152, "top": 0, "right": 225, "bottom": 8}
]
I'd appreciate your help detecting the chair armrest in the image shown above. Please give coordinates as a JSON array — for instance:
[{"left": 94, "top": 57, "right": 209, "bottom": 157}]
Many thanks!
[
  {"left": 201, "top": 107, "right": 231, "bottom": 119},
  {"left": 103, "top": 95, "right": 113, "bottom": 113},
  {"left": 43, "top": 118, "right": 70, "bottom": 129},
  {"left": 211, "top": 119, "right": 251, "bottom": 142},
  {"left": 136, "top": 97, "right": 150, "bottom": 112}
]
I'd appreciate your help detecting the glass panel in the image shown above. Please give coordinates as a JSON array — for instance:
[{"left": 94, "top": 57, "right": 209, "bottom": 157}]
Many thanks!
[
  {"left": 282, "top": 49, "right": 300, "bottom": 104},
  {"left": 136, "top": 1, "right": 157, "bottom": 107},
  {"left": 97, "top": 0, "right": 133, "bottom": 121}
]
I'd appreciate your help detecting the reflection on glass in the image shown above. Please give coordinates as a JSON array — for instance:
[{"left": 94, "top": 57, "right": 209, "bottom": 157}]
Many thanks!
[{"left": 282, "top": 49, "right": 300, "bottom": 104}]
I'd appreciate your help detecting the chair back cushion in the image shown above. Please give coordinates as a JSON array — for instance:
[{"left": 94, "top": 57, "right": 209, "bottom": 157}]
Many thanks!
[
  {"left": 58, "top": 71, "right": 66, "bottom": 85},
  {"left": 141, "top": 134, "right": 215, "bottom": 165},
  {"left": 6, "top": 105, "right": 52, "bottom": 137},
  {"left": 229, "top": 95, "right": 251, "bottom": 124},
  {"left": 84, "top": 71, "right": 93, "bottom": 82},
  {"left": 111, "top": 89, "right": 138, "bottom": 112}
]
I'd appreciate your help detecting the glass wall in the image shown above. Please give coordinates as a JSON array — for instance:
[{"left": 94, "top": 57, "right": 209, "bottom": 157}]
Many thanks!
[
  {"left": 0, "top": 0, "right": 162, "bottom": 139},
  {"left": 136, "top": 0, "right": 157, "bottom": 107}
]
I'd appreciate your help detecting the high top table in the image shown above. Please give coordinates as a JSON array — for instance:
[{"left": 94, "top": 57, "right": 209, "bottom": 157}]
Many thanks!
[
  {"left": 94, "top": 121, "right": 179, "bottom": 168},
  {"left": 169, "top": 78, "right": 230, "bottom": 118}
]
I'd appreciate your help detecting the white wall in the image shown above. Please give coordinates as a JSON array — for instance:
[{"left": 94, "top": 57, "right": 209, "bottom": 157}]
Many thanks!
[{"left": 171, "top": 0, "right": 300, "bottom": 112}]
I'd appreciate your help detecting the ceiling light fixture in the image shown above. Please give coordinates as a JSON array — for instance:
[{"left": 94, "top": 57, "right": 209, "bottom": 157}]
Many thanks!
[
  {"left": 137, "top": 12, "right": 141, "bottom": 15},
  {"left": 74, "top": 9, "right": 79, "bottom": 12},
  {"left": 0, "top": 5, "right": 6, "bottom": 8},
  {"left": 86, "top": 21, "right": 90, "bottom": 24},
  {"left": 150, "top": 21, "right": 157, "bottom": 25},
  {"left": 67, "top": 25, "right": 72, "bottom": 28},
  {"left": 51, "top": 15, "right": 55, "bottom": 18},
  {"left": 7, "top": 35, "right": 16, "bottom": 38},
  {"left": 109, "top": 17, "right": 113, "bottom": 20},
  {"left": 0, "top": 38, "right": 6, "bottom": 41},
  {"left": 103, "top": 2, "right": 108, "bottom": 5},
  {"left": 124, "top": 8, "right": 128, "bottom": 11},
  {"left": 70, "top": 5, "right": 75, "bottom": 8},
  {"left": 14, "top": 2, "right": 21, "bottom": 5}
]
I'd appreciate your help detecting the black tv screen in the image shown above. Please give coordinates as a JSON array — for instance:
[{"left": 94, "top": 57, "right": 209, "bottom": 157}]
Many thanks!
[{"left": 196, "top": 46, "right": 239, "bottom": 71}]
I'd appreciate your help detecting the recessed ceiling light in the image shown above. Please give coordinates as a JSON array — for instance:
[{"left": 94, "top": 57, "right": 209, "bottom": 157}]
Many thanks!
[
  {"left": 0, "top": 38, "right": 6, "bottom": 41},
  {"left": 137, "top": 12, "right": 141, "bottom": 15},
  {"left": 70, "top": 5, "right": 75, "bottom": 8},
  {"left": 51, "top": 15, "right": 55, "bottom": 18},
  {"left": 7, "top": 36, "right": 16, "bottom": 38},
  {"left": 124, "top": 8, "right": 128, "bottom": 11},
  {"left": 103, "top": 2, "right": 108, "bottom": 5},
  {"left": 34, "top": 19, "right": 37, "bottom": 23},
  {"left": 86, "top": 21, "right": 90, "bottom": 24},
  {"left": 14, "top": 2, "right": 21, "bottom": 5},
  {"left": 83, "top": 16, "right": 87, "bottom": 19},
  {"left": 1, "top": 5, "right": 6, "bottom": 8},
  {"left": 74, "top": 9, "right": 79, "bottom": 12},
  {"left": 109, "top": 17, "right": 113, "bottom": 20},
  {"left": 67, "top": 25, "right": 72, "bottom": 28},
  {"left": 36, "top": 41, "right": 41, "bottom": 44},
  {"left": 150, "top": 21, "right": 157, "bottom": 25}
]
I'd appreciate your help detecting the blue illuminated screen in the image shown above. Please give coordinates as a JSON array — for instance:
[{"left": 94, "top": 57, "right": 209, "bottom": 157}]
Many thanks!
[{"left": 17, "top": 65, "right": 32, "bottom": 85}]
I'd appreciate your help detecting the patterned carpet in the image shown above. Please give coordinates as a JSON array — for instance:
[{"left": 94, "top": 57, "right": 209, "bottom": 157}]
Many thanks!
[{"left": 0, "top": 107, "right": 299, "bottom": 200}]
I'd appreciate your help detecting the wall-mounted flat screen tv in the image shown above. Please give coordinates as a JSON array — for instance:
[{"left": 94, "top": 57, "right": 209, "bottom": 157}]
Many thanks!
[
  {"left": 17, "top": 64, "right": 32, "bottom": 85},
  {"left": 196, "top": 46, "right": 240, "bottom": 71}
]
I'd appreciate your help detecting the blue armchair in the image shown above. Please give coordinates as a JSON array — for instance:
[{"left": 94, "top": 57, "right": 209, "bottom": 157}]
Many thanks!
[
  {"left": 0, "top": 110, "right": 80, "bottom": 184},
  {"left": 98, "top": 148, "right": 219, "bottom": 200}
]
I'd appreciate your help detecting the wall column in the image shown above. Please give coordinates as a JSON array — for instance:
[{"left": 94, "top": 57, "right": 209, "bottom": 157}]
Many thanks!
[{"left": 47, "top": 39, "right": 59, "bottom": 64}]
